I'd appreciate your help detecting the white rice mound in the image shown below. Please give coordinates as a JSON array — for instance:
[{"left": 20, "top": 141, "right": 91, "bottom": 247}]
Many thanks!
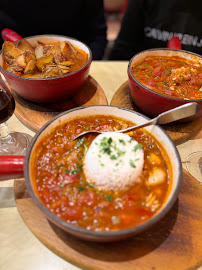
[{"left": 83, "top": 132, "right": 144, "bottom": 191}]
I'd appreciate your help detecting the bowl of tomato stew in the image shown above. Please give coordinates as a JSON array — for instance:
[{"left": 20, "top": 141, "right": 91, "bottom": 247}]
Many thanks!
[
  {"left": 0, "top": 106, "right": 182, "bottom": 241},
  {"left": 12, "top": 105, "right": 180, "bottom": 242},
  {"left": 0, "top": 35, "right": 92, "bottom": 103},
  {"left": 128, "top": 48, "right": 202, "bottom": 121}
]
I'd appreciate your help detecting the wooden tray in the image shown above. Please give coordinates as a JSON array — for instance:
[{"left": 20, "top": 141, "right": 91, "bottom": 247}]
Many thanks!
[
  {"left": 110, "top": 82, "right": 202, "bottom": 145},
  {"left": 14, "top": 170, "right": 202, "bottom": 270},
  {"left": 12, "top": 76, "right": 108, "bottom": 132}
]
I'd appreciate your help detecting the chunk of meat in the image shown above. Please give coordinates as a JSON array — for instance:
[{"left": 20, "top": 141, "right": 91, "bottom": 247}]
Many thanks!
[
  {"left": 167, "top": 66, "right": 196, "bottom": 90},
  {"left": 43, "top": 44, "right": 61, "bottom": 57},
  {"left": 42, "top": 64, "right": 63, "bottom": 78}
]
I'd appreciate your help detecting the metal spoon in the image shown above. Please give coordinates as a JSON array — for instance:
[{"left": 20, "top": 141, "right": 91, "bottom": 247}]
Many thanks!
[{"left": 73, "top": 102, "right": 199, "bottom": 140}]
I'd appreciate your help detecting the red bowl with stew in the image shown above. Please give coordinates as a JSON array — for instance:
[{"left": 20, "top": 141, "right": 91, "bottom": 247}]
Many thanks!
[
  {"left": 0, "top": 34, "right": 92, "bottom": 103},
  {"left": 128, "top": 48, "right": 202, "bottom": 121},
  {"left": 0, "top": 105, "right": 182, "bottom": 242}
]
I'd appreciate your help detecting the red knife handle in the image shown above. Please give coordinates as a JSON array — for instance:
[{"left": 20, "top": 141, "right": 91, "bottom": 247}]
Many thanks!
[
  {"left": 0, "top": 155, "right": 25, "bottom": 180},
  {"left": 1, "top": 28, "right": 22, "bottom": 42}
]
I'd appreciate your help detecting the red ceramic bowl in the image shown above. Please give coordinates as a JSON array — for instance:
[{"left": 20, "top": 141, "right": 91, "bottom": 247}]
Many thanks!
[
  {"left": 0, "top": 105, "right": 182, "bottom": 242},
  {"left": 0, "top": 35, "right": 92, "bottom": 103},
  {"left": 128, "top": 48, "right": 202, "bottom": 121}
]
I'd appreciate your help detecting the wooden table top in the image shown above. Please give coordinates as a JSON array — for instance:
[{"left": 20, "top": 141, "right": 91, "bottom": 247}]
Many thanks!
[{"left": 0, "top": 61, "right": 202, "bottom": 270}]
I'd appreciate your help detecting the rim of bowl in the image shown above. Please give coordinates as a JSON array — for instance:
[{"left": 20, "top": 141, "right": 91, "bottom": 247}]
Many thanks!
[
  {"left": 128, "top": 48, "right": 202, "bottom": 102},
  {"left": 0, "top": 34, "right": 92, "bottom": 81},
  {"left": 24, "top": 105, "right": 182, "bottom": 240}
]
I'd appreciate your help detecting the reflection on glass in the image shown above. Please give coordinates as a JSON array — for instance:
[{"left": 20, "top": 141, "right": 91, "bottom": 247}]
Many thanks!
[
  {"left": 0, "top": 88, "right": 31, "bottom": 155},
  {"left": 186, "top": 151, "right": 202, "bottom": 184}
]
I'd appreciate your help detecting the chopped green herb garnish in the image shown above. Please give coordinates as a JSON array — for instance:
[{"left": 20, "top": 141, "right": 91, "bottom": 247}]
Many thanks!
[
  {"left": 64, "top": 169, "right": 69, "bottom": 174},
  {"left": 76, "top": 138, "right": 85, "bottom": 147},
  {"left": 78, "top": 186, "right": 85, "bottom": 192},
  {"left": 60, "top": 183, "right": 65, "bottom": 188},
  {"left": 70, "top": 166, "right": 80, "bottom": 174},
  {"left": 119, "top": 139, "right": 126, "bottom": 145},
  {"left": 129, "top": 137, "right": 134, "bottom": 143},
  {"left": 89, "top": 183, "right": 96, "bottom": 187},
  {"left": 129, "top": 160, "right": 136, "bottom": 168},
  {"left": 84, "top": 144, "right": 88, "bottom": 154},
  {"left": 83, "top": 126, "right": 90, "bottom": 130},
  {"left": 116, "top": 148, "right": 125, "bottom": 157},
  {"left": 166, "top": 69, "right": 172, "bottom": 76},
  {"left": 100, "top": 137, "right": 113, "bottom": 155},
  {"left": 104, "top": 195, "right": 113, "bottom": 201},
  {"left": 110, "top": 155, "right": 117, "bottom": 160},
  {"left": 100, "top": 163, "right": 104, "bottom": 167},
  {"left": 133, "top": 143, "right": 143, "bottom": 152}
]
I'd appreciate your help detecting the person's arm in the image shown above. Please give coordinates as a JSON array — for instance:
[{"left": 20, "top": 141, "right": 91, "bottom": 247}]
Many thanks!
[
  {"left": 109, "top": 0, "right": 145, "bottom": 60},
  {"left": 84, "top": 0, "right": 107, "bottom": 60}
]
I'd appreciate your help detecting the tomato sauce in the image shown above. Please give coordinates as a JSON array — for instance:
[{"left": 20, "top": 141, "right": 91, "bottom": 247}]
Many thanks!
[
  {"left": 131, "top": 56, "right": 202, "bottom": 100},
  {"left": 33, "top": 115, "right": 171, "bottom": 231}
]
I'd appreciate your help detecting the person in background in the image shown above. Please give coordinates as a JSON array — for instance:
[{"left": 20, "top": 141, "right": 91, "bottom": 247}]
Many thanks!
[
  {"left": 0, "top": 0, "right": 107, "bottom": 60},
  {"left": 109, "top": 0, "right": 202, "bottom": 60}
]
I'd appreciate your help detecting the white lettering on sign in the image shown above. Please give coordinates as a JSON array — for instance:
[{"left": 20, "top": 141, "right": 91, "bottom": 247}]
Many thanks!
[{"left": 144, "top": 27, "right": 202, "bottom": 47}]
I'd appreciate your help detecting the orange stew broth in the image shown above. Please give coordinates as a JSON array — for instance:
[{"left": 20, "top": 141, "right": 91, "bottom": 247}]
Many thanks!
[
  {"left": 2, "top": 41, "right": 88, "bottom": 77},
  {"left": 33, "top": 115, "right": 171, "bottom": 231},
  {"left": 131, "top": 56, "right": 202, "bottom": 100}
]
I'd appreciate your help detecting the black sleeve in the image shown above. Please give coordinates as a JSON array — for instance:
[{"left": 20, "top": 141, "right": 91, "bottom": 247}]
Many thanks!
[
  {"left": 109, "top": 0, "right": 145, "bottom": 60},
  {"left": 84, "top": 0, "right": 107, "bottom": 60},
  {"left": 0, "top": 10, "right": 17, "bottom": 46}
]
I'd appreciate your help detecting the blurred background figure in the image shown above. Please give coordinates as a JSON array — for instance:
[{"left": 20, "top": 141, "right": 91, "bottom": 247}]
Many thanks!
[
  {"left": 109, "top": 0, "right": 202, "bottom": 60},
  {"left": 0, "top": 0, "right": 107, "bottom": 60}
]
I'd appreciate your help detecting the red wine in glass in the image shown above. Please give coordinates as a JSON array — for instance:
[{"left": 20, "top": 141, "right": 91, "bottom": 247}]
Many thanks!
[
  {"left": 0, "top": 88, "right": 15, "bottom": 123},
  {"left": 0, "top": 87, "right": 31, "bottom": 155}
]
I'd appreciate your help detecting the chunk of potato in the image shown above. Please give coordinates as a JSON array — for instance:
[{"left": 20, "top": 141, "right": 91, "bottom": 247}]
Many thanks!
[
  {"left": 24, "top": 51, "right": 36, "bottom": 63},
  {"left": 24, "top": 60, "right": 36, "bottom": 74},
  {"left": 16, "top": 54, "right": 27, "bottom": 68},
  {"left": 147, "top": 153, "right": 161, "bottom": 165},
  {"left": 60, "top": 41, "right": 76, "bottom": 59},
  {"left": 2, "top": 41, "right": 22, "bottom": 63},
  {"left": 147, "top": 167, "right": 166, "bottom": 186},
  {"left": 16, "top": 51, "right": 36, "bottom": 69},
  {"left": 15, "top": 39, "right": 35, "bottom": 54},
  {"left": 36, "top": 55, "right": 54, "bottom": 71},
  {"left": 35, "top": 45, "right": 44, "bottom": 59}
]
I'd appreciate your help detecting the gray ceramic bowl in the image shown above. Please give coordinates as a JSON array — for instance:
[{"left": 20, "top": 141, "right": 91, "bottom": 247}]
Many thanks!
[{"left": 22, "top": 105, "right": 182, "bottom": 242}]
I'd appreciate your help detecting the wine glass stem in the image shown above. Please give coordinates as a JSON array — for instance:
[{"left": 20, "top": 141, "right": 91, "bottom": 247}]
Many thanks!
[{"left": 0, "top": 122, "right": 13, "bottom": 145}]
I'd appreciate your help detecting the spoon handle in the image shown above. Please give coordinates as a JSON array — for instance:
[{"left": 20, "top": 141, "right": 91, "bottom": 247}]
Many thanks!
[
  {"left": 156, "top": 102, "right": 199, "bottom": 124},
  {"left": 118, "top": 102, "right": 199, "bottom": 133}
]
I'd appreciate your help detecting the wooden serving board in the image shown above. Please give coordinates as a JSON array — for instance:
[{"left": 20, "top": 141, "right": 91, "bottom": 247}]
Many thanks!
[
  {"left": 12, "top": 76, "right": 108, "bottom": 132},
  {"left": 14, "top": 170, "right": 202, "bottom": 270},
  {"left": 110, "top": 82, "right": 202, "bottom": 145}
]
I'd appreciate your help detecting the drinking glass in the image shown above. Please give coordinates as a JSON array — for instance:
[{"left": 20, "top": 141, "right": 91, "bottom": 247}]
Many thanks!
[
  {"left": 0, "top": 87, "right": 31, "bottom": 155},
  {"left": 185, "top": 151, "right": 202, "bottom": 184}
]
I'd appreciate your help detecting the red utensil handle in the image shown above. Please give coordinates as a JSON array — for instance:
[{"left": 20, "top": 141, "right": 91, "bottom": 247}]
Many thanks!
[
  {"left": 0, "top": 155, "right": 25, "bottom": 180},
  {"left": 167, "top": 36, "right": 182, "bottom": 50},
  {"left": 1, "top": 28, "right": 22, "bottom": 42}
]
